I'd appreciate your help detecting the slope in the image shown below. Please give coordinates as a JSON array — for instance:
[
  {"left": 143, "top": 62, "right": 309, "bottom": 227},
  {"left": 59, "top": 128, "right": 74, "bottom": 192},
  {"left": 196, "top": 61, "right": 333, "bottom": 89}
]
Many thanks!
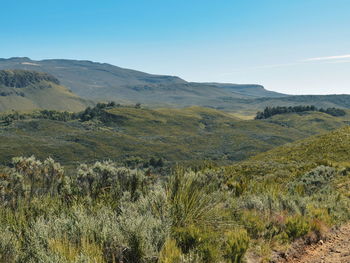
[
  {"left": 0, "top": 69, "right": 91, "bottom": 112},
  {"left": 225, "top": 123, "right": 350, "bottom": 186},
  {"left": 222, "top": 124, "right": 350, "bottom": 262}
]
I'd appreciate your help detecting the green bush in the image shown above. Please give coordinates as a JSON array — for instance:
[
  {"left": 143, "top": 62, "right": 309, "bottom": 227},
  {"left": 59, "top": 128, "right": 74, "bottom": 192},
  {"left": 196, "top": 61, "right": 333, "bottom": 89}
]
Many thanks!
[
  {"left": 240, "top": 210, "right": 267, "bottom": 239},
  {"left": 159, "top": 239, "right": 182, "bottom": 263},
  {"left": 285, "top": 216, "right": 310, "bottom": 240},
  {"left": 173, "top": 225, "right": 221, "bottom": 263},
  {"left": 167, "top": 169, "right": 229, "bottom": 229},
  {"left": 0, "top": 227, "right": 20, "bottom": 263},
  {"left": 223, "top": 229, "right": 250, "bottom": 263},
  {"left": 289, "top": 165, "right": 336, "bottom": 195},
  {"left": 74, "top": 161, "right": 148, "bottom": 201}
]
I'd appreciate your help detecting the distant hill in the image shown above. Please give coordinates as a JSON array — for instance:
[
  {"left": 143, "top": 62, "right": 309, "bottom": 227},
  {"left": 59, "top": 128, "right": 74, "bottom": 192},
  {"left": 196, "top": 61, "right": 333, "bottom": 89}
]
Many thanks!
[
  {"left": 1, "top": 58, "right": 350, "bottom": 115},
  {"left": 218, "top": 94, "right": 350, "bottom": 116},
  {"left": 203, "top": 82, "right": 286, "bottom": 98},
  {"left": 0, "top": 57, "right": 286, "bottom": 106},
  {"left": 0, "top": 69, "right": 91, "bottom": 112}
]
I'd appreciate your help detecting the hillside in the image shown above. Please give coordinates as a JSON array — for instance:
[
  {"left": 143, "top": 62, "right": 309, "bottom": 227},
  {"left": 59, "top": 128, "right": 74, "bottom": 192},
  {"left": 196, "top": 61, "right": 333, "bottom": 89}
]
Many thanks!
[
  {"left": 222, "top": 125, "right": 350, "bottom": 262},
  {"left": 0, "top": 57, "right": 286, "bottom": 106},
  {"left": 251, "top": 125, "right": 350, "bottom": 166},
  {"left": 225, "top": 125, "right": 350, "bottom": 187},
  {"left": 0, "top": 106, "right": 349, "bottom": 166},
  {"left": 0, "top": 69, "right": 91, "bottom": 112}
]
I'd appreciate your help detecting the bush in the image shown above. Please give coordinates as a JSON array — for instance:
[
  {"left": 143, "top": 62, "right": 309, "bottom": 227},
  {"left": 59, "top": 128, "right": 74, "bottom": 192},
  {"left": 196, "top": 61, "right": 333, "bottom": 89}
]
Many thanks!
[
  {"left": 0, "top": 69, "right": 60, "bottom": 88},
  {"left": 0, "top": 156, "right": 69, "bottom": 207},
  {"left": 240, "top": 210, "right": 267, "bottom": 239},
  {"left": 173, "top": 225, "right": 221, "bottom": 262},
  {"left": 167, "top": 169, "right": 229, "bottom": 229},
  {"left": 223, "top": 229, "right": 250, "bottom": 263},
  {"left": 285, "top": 216, "right": 310, "bottom": 240},
  {"left": 0, "top": 227, "right": 20, "bottom": 263},
  {"left": 289, "top": 166, "right": 336, "bottom": 196},
  {"left": 159, "top": 239, "right": 182, "bottom": 263},
  {"left": 74, "top": 161, "right": 148, "bottom": 201}
]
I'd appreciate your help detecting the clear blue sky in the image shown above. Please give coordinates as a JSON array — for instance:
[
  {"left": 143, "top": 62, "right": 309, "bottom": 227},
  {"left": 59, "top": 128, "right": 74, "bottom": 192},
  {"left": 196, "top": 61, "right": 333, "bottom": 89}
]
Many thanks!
[{"left": 1, "top": 0, "right": 350, "bottom": 94}]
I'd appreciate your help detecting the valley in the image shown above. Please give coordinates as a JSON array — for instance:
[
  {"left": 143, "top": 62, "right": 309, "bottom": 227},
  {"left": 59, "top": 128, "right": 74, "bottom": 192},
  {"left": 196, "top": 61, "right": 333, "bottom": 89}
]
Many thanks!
[{"left": 1, "top": 104, "right": 349, "bottom": 167}]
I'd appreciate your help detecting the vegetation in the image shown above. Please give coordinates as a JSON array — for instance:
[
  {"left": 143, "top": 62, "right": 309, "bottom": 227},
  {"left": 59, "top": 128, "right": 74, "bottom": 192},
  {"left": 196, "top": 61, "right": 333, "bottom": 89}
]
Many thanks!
[
  {"left": 0, "top": 102, "right": 138, "bottom": 124},
  {"left": 255, "top": 105, "right": 346, "bottom": 119},
  {"left": 0, "top": 69, "right": 60, "bottom": 88},
  {"left": 0, "top": 105, "right": 349, "bottom": 167},
  {"left": 1, "top": 125, "right": 350, "bottom": 262},
  {"left": 0, "top": 157, "right": 241, "bottom": 262},
  {"left": 1, "top": 60, "right": 350, "bottom": 262}
]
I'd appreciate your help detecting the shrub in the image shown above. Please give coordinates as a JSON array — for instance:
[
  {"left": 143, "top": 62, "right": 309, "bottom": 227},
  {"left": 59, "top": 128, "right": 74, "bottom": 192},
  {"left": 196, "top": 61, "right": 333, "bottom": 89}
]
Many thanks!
[
  {"left": 223, "top": 229, "right": 250, "bottom": 263},
  {"left": 0, "top": 156, "right": 68, "bottom": 207},
  {"left": 74, "top": 161, "right": 148, "bottom": 201},
  {"left": 48, "top": 237, "right": 105, "bottom": 263},
  {"left": 173, "top": 225, "right": 221, "bottom": 262},
  {"left": 240, "top": 210, "right": 267, "bottom": 239},
  {"left": 285, "top": 216, "right": 310, "bottom": 240},
  {"left": 159, "top": 239, "right": 182, "bottom": 263},
  {"left": 289, "top": 166, "right": 336, "bottom": 196},
  {"left": 0, "top": 227, "right": 20, "bottom": 263},
  {"left": 166, "top": 169, "right": 229, "bottom": 229}
]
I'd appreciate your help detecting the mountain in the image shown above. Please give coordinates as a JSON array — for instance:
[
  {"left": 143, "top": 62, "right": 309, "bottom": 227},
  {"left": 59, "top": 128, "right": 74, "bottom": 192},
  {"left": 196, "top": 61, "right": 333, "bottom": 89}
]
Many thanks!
[
  {"left": 203, "top": 82, "right": 287, "bottom": 98},
  {"left": 0, "top": 57, "right": 286, "bottom": 105},
  {"left": 0, "top": 105, "right": 349, "bottom": 166},
  {"left": 1, "top": 58, "right": 350, "bottom": 115},
  {"left": 0, "top": 69, "right": 91, "bottom": 112}
]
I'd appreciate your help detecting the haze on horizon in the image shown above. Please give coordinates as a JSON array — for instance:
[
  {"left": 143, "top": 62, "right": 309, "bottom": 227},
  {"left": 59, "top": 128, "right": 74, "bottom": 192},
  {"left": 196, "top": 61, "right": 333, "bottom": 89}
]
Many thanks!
[{"left": 1, "top": 0, "right": 349, "bottom": 95}]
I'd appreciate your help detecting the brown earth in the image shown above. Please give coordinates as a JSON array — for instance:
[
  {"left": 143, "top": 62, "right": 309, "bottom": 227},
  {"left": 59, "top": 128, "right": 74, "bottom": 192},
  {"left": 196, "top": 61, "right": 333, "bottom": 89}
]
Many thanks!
[{"left": 275, "top": 223, "right": 350, "bottom": 263}]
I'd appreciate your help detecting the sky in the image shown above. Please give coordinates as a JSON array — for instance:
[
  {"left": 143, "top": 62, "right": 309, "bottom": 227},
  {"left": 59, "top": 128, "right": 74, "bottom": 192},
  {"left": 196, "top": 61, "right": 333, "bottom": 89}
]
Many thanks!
[{"left": 1, "top": 0, "right": 350, "bottom": 95}]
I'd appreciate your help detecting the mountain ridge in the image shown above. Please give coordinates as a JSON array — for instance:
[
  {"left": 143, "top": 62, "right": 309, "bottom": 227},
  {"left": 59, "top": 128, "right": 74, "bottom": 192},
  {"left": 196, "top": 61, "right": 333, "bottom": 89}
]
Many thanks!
[
  {"left": 1, "top": 58, "right": 350, "bottom": 115},
  {"left": 0, "top": 57, "right": 286, "bottom": 103}
]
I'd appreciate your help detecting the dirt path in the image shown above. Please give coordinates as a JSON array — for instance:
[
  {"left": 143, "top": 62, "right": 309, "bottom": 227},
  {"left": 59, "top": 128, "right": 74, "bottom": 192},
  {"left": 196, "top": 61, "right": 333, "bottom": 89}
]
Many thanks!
[{"left": 286, "top": 223, "right": 350, "bottom": 263}]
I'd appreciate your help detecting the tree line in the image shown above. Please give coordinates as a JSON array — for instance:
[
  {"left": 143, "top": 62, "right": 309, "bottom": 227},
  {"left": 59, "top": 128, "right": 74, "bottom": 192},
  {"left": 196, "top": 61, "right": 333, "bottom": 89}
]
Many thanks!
[
  {"left": 0, "top": 102, "right": 144, "bottom": 125},
  {"left": 255, "top": 105, "right": 346, "bottom": 119}
]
